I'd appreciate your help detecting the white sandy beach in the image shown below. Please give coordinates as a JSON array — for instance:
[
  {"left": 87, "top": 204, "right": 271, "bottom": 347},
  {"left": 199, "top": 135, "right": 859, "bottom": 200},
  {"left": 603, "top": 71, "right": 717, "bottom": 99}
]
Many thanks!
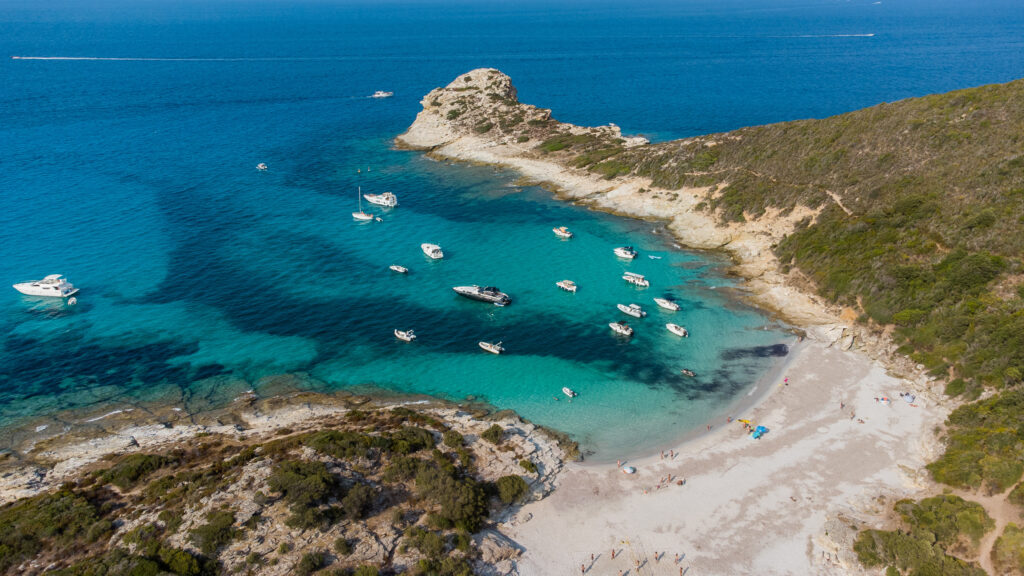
[{"left": 504, "top": 340, "right": 946, "bottom": 575}]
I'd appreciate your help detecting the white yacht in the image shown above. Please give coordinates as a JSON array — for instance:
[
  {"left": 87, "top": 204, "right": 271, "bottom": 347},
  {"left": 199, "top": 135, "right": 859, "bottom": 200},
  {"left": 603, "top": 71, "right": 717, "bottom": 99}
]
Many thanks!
[
  {"left": 13, "top": 275, "right": 79, "bottom": 298},
  {"left": 617, "top": 303, "right": 646, "bottom": 318},
  {"left": 353, "top": 186, "right": 374, "bottom": 221},
  {"left": 389, "top": 265, "right": 408, "bottom": 274},
  {"left": 653, "top": 297, "right": 680, "bottom": 311},
  {"left": 256, "top": 163, "right": 268, "bottom": 171},
  {"left": 372, "top": 91, "right": 394, "bottom": 98},
  {"left": 479, "top": 341, "right": 505, "bottom": 354},
  {"left": 453, "top": 285, "right": 511, "bottom": 305},
  {"left": 421, "top": 243, "right": 444, "bottom": 259},
  {"left": 556, "top": 280, "right": 578, "bottom": 293},
  {"left": 562, "top": 387, "right": 577, "bottom": 398},
  {"left": 666, "top": 323, "right": 689, "bottom": 337},
  {"left": 364, "top": 191, "right": 398, "bottom": 207},
  {"left": 623, "top": 272, "right": 649, "bottom": 287},
  {"left": 553, "top": 226, "right": 573, "bottom": 239},
  {"left": 614, "top": 246, "right": 638, "bottom": 259},
  {"left": 395, "top": 329, "right": 416, "bottom": 342},
  {"left": 609, "top": 320, "right": 634, "bottom": 336}
]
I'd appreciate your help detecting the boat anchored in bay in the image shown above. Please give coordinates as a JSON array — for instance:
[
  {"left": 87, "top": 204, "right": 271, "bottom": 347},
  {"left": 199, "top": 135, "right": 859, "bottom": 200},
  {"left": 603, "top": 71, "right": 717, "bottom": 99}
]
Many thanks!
[
  {"left": 666, "top": 323, "right": 689, "bottom": 337},
  {"left": 421, "top": 243, "right": 444, "bottom": 259},
  {"left": 479, "top": 341, "right": 504, "bottom": 354},
  {"left": 556, "top": 280, "right": 578, "bottom": 293},
  {"left": 614, "top": 246, "right": 638, "bottom": 259},
  {"left": 623, "top": 272, "right": 650, "bottom": 287},
  {"left": 653, "top": 297, "right": 680, "bottom": 311},
  {"left": 609, "top": 320, "right": 634, "bottom": 337},
  {"left": 617, "top": 303, "right": 646, "bottom": 318},
  {"left": 353, "top": 186, "right": 375, "bottom": 221},
  {"left": 395, "top": 329, "right": 416, "bottom": 342},
  {"left": 13, "top": 274, "right": 79, "bottom": 298},
  {"left": 553, "top": 226, "right": 573, "bottom": 239},
  {"left": 364, "top": 191, "right": 398, "bottom": 207},
  {"left": 453, "top": 285, "right": 511, "bottom": 306}
]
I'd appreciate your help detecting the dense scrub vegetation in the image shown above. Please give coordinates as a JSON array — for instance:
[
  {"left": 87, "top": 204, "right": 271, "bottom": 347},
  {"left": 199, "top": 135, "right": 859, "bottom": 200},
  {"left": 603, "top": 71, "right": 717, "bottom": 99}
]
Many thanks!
[
  {"left": 0, "top": 407, "right": 545, "bottom": 575},
  {"left": 853, "top": 495, "right": 993, "bottom": 575}
]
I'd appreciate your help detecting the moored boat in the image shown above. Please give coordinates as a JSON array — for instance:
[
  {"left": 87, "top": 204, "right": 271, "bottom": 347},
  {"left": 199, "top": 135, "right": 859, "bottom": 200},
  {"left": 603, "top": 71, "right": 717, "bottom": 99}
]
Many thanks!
[
  {"left": 666, "top": 323, "right": 689, "bottom": 337},
  {"left": 623, "top": 272, "right": 650, "bottom": 287},
  {"left": 353, "top": 186, "right": 374, "bottom": 221},
  {"left": 13, "top": 274, "right": 79, "bottom": 298},
  {"left": 256, "top": 162, "right": 268, "bottom": 171},
  {"left": 556, "top": 280, "right": 577, "bottom": 293},
  {"left": 614, "top": 246, "right": 638, "bottom": 259},
  {"left": 421, "top": 243, "right": 444, "bottom": 259},
  {"left": 364, "top": 191, "right": 398, "bottom": 207},
  {"left": 553, "top": 226, "right": 573, "bottom": 239},
  {"left": 653, "top": 297, "right": 680, "bottom": 311},
  {"left": 479, "top": 341, "right": 504, "bottom": 354},
  {"left": 389, "top": 265, "right": 408, "bottom": 274},
  {"left": 395, "top": 329, "right": 416, "bottom": 342},
  {"left": 562, "top": 387, "right": 577, "bottom": 398},
  {"left": 609, "top": 320, "right": 634, "bottom": 336},
  {"left": 617, "top": 303, "right": 647, "bottom": 318},
  {"left": 453, "top": 285, "right": 511, "bottom": 305},
  {"left": 680, "top": 369, "right": 696, "bottom": 377}
]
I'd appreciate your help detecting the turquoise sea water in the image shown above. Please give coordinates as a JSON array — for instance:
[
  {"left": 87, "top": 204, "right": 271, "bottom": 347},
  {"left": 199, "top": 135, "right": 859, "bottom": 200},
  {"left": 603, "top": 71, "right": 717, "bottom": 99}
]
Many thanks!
[{"left": 1, "top": 0, "right": 1022, "bottom": 457}]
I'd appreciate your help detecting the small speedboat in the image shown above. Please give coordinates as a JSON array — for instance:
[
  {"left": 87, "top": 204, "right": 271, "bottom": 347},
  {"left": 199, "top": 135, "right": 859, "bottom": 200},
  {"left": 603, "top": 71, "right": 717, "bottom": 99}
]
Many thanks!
[
  {"left": 372, "top": 90, "right": 394, "bottom": 98},
  {"left": 13, "top": 274, "right": 79, "bottom": 298},
  {"left": 364, "top": 191, "right": 398, "bottom": 207},
  {"left": 395, "top": 329, "right": 416, "bottom": 342},
  {"left": 563, "top": 387, "right": 577, "bottom": 398},
  {"left": 666, "top": 323, "right": 689, "bottom": 337},
  {"left": 479, "top": 341, "right": 505, "bottom": 354},
  {"left": 556, "top": 280, "right": 578, "bottom": 293},
  {"left": 680, "top": 369, "right": 696, "bottom": 377},
  {"left": 617, "top": 303, "right": 646, "bottom": 318},
  {"left": 421, "top": 243, "right": 444, "bottom": 259},
  {"left": 553, "top": 226, "right": 573, "bottom": 239},
  {"left": 256, "top": 163, "right": 268, "bottom": 171},
  {"left": 609, "top": 321, "right": 634, "bottom": 336},
  {"left": 653, "top": 297, "right": 680, "bottom": 311},
  {"left": 614, "top": 246, "right": 638, "bottom": 259},
  {"left": 389, "top": 265, "right": 408, "bottom": 274},
  {"left": 623, "top": 272, "right": 649, "bottom": 287}
]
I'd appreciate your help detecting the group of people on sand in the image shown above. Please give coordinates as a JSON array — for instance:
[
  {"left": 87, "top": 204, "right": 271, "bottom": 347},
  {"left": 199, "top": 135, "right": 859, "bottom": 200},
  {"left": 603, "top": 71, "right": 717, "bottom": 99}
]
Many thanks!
[{"left": 579, "top": 548, "right": 688, "bottom": 575}]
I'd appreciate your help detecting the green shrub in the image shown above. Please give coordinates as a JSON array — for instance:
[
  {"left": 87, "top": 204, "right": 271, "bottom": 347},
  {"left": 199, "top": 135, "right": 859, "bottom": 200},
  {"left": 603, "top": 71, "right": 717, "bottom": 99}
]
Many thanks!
[
  {"left": 991, "top": 523, "right": 1024, "bottom": 575},
  {"left": 353, "top": 566, "right": 379, "bottom": 576},
  {"left": 0, "top": 488, "right": 103, "bottom": 572},
  {"left": 268, "top": 460, "right": 336, "bottom": 506},
  {"left": 518, "top": 459, "right": 538, "bottom": 474},
  {"left": 495, "top": 475, "right": 529, "bottom": 504},
  {"left": 296, "top": 551, "right": 325, "bottom": 576},
  {"left": 334, "top": 537, "right": 352, "bottom": 555},
  {"left": 481, "top": 425, "right": 503, "bottom": 444},
  {"left": 189, "top": 509, "right": 237, "bottom": 555},
  {"left": 442, "top": 430, "right": 464, "bottom": 448},
  {"left": 473, "top": 121, "right": 494, "bottom": 134},
  {"left": 100, "top": 454, "right": 175, "bottom": 490},
  {"left": 414, "top": 464, "right": 488, "bottom": 532},
  {"left": 340, "top": 483, "right": 375, "bottom": 520}
]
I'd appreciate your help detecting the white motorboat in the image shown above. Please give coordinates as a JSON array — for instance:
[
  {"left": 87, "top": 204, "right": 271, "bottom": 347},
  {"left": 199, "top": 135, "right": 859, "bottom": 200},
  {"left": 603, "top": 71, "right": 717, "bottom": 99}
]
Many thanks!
[
  {"left": 614, "top": 246, "right": 638, "bottom": 259},
  {"left": 563, "top": 387, "right": 577, "bottom": 398},
  {"left": 13, "top": 274, "right": 79, "bottom": 298},
  {"left": 256, "top": 162, "right": 268, "bottom": 171},
  {"left": 666, "top": 323, "right": 689, "bottom": 337},
  {"left": 454, "top": 285, "right": 511, "bottom": 305},
  {"left": 623, "top": 272, "right": 649, "bottom": 287},
  {"left": 353, "top": 186, "right": 374, "bottom": 221},
  {"left": 421, "top": 243, "right": 444, "bottom": 259},
  {"left": 389, "top": 265, "right": 408, "bottom": 274},
  {"left": 372, "top": 91, "right": 394, "bottom": 98},
  {"left": 364, "top": 191, "right": 398, "bottom": 207},
  {"left": 653, "top": 297, "right": 680, "bottom": 311},
  {"left": 609, "top": 320, "right": 634, "bottom": 336},
  {"left": 479, "top": 341, "right": 504, "bottom": 354},
  {"left": 553, "top": 226, "right": 573, "bottom": 239},
  {"left": 395, "top": 329, "right": 416, "bottom": 342},
  {"left": 617, "top": 303, "right": 646, "bottom": 318},
  {"left": 680, "top": 369, "right": 696, "bottom": 377},
  {"left": 556, "top": 280, "right": 577, "bottom": 293}
]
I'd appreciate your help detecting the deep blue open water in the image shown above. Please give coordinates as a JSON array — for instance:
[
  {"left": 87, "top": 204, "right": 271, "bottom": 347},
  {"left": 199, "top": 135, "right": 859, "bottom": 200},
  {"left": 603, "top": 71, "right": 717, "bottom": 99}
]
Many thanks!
[{"left": 1, "top": 0, "right": 1022, "bottom": 457}]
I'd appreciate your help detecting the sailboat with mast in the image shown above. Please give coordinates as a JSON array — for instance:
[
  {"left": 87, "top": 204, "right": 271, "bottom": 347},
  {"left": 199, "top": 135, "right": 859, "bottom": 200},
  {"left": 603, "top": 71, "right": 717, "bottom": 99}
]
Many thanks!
[{"left": 353, "top": 186, "right": 375, "bottom": 221}]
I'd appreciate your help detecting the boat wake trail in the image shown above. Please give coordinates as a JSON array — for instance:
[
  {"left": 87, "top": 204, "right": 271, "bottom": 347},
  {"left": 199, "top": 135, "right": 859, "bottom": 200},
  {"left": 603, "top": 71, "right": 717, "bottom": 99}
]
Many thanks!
[{"left": 10, "top": 56, "right": 353, "bottom": 61}]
